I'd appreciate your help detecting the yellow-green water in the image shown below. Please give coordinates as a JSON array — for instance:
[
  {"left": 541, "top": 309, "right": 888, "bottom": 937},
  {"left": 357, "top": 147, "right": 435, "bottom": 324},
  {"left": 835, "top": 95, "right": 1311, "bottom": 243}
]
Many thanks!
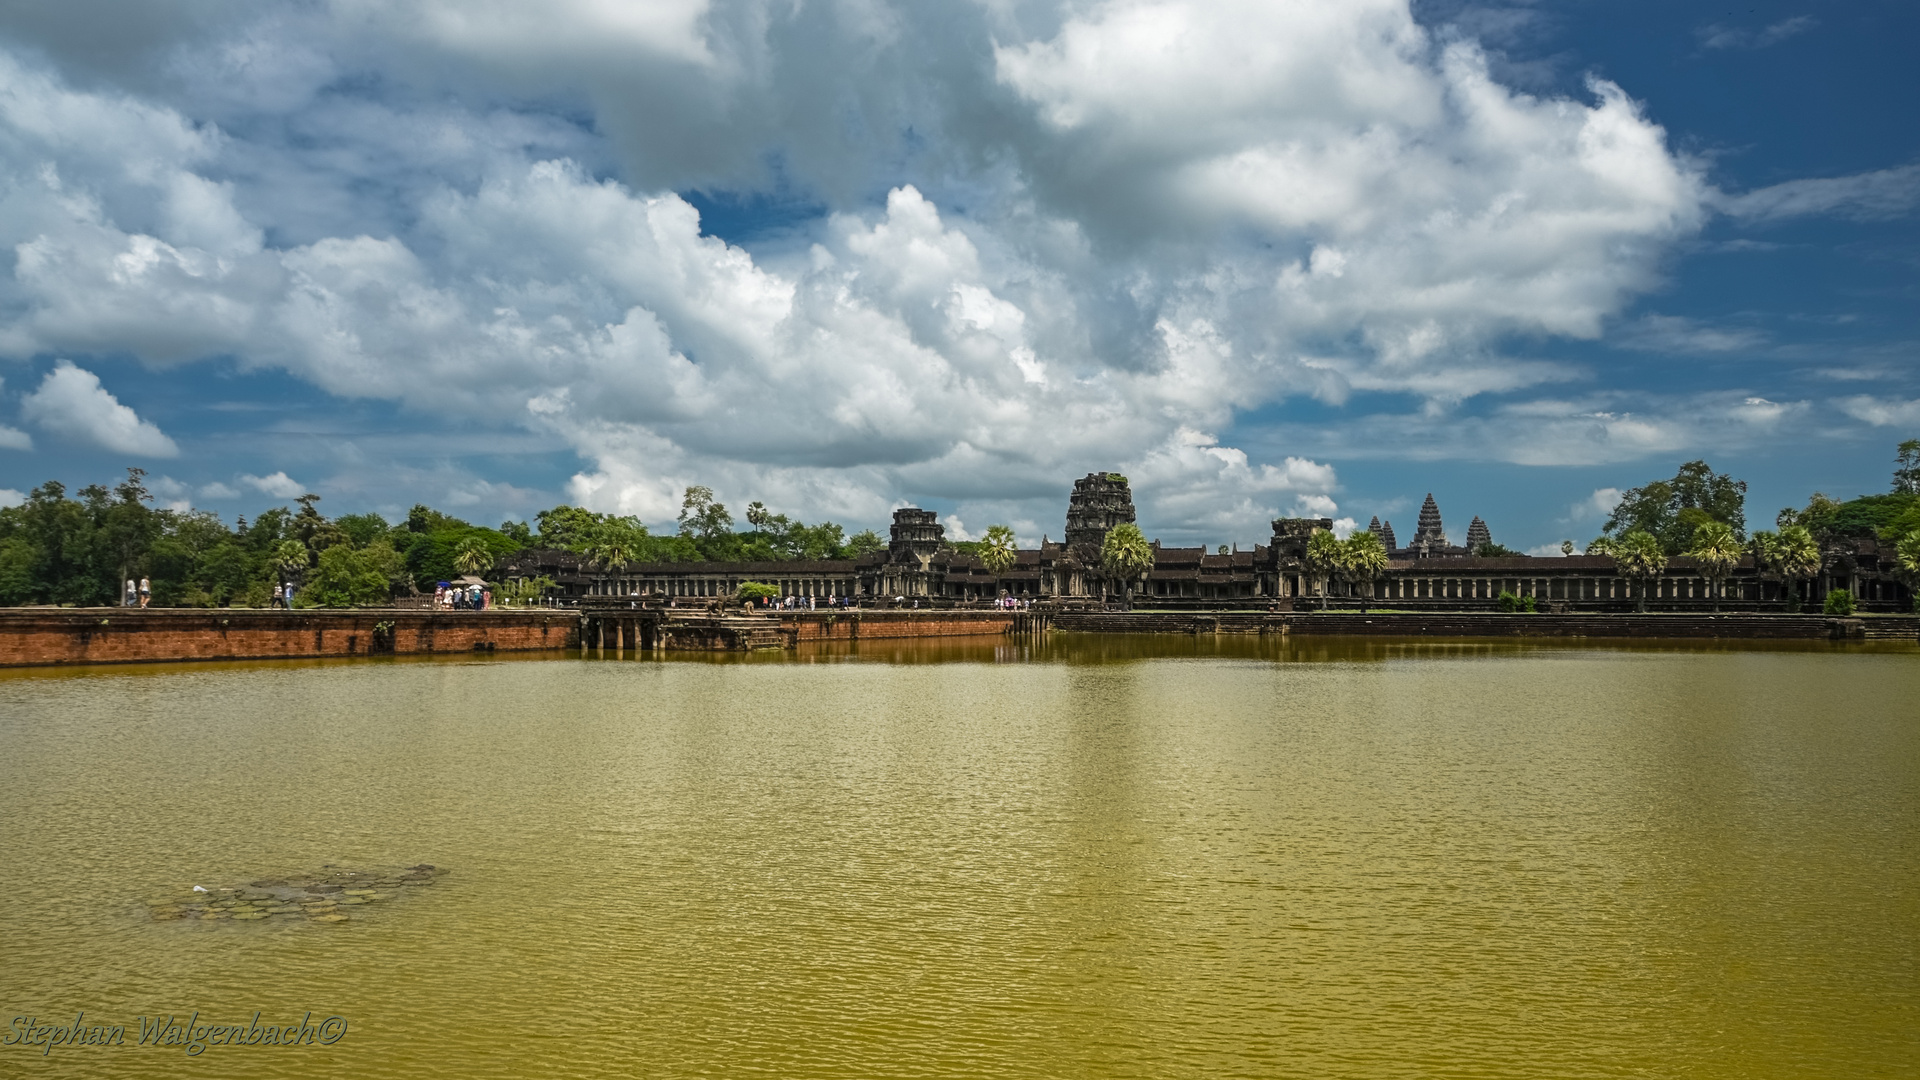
[{"left": 1, "top": 637, "right": 1915, "bottom": 1078}]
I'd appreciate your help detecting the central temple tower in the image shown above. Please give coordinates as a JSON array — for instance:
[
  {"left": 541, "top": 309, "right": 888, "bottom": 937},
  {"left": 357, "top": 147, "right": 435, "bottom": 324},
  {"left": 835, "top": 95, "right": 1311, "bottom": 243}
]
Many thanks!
[{"left": 1064, "top": 473, "right": 1136, "bottom": 558}]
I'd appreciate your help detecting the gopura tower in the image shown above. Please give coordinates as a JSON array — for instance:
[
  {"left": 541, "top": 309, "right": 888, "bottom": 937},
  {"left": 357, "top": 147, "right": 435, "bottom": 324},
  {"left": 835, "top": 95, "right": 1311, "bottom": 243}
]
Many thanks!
[{"left": 1064, "top": 472, "right": 1136, "bottom": 560}]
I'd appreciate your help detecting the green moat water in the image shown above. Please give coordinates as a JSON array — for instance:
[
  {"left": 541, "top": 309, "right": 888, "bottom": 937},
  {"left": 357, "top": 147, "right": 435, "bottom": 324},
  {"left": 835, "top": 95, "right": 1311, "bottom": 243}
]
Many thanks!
[{"left": 1, "top": 637, "right": 1915, "bottom": 1078}]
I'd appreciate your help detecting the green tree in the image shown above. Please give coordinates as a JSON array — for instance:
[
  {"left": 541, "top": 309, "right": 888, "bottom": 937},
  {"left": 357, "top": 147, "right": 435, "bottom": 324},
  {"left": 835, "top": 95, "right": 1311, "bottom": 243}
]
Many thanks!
[
  {"left": 299, "top": 544, "right": 394, "bottom": 607},
  {"left": 335, "top": 512, "right": 393, "bottom": 548},
  {"left": 678, "top": 486, "right": 733, "bottom": 541},
  {"left": 1612, "top": 530, "right": 1667, "bottom": 613},
  {"left": 100, "top": 468, "right": 160, "bottom": 600},
  {"left": 1894, "top": 438, "right": 1920, "bottom": 496},
  {"left": 1304, "top": 528, "right": 1344, "bottom": 610},
  {"left": 402, "top": 526, "right": 522, "bottom": 589},
  {"left": 407, "top": 504, "right": 470, "bottom": 534},
  {"left": 274, "top": 538, "right": 310, "bottom": 578},
  {"left": 534, "top": 505, "right": 602, "bottom": 550},
  {"left": 978, "top": 525, "right": 1018, "bottom": 575},
  {"left": 452, "top": 535, "right": 497, "bottom": 575},
  {"left": 1099, "top": 522, "right": 1154, "bottom": 609},
  {"left": 1605, "top": 460, "right": 1748, "bottom": 554},
  {"left": 1342, "top": 531, "right": 1389, "bottom": 613},
  {"left": 1773, "top": 525, "right": 1821, "bottom": 613},
  {"left": 291, "top": 493, "right": 350, "bottom": 554},
  {"left": 1686, "top": 520, "right": 1741, "bottom": 613},
  {"left": 1891, "top": 529, "right": 1920, "bottom": 613},
  {"left": 581, "top": 519, "right": 649, "bottom": 570},
  {"left": 735, "top": 581, "right": 780, "bottom": 604},
  {"left": 495, "top": 574, "right": 556, "bottom": 607},
  {"left": 847, "top": 529, "right": 885, "bottom": 557}
]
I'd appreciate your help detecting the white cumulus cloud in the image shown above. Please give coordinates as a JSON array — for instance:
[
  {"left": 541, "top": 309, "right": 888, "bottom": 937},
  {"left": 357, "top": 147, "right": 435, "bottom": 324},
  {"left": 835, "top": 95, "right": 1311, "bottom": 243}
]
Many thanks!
[
  {"left": 0, "top": 2, "right": 1884, "bottom": 532},
  {"left": 19, "top": 361, "right": 178, "bottom": 456},
  {"left": 240, "top": 471, "right": 305, "bottom": 498}
]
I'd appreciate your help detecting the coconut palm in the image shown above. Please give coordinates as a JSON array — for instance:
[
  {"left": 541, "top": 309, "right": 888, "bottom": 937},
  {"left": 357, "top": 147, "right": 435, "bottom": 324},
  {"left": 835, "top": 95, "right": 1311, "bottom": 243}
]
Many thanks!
[
  {"left": 978, "top": 524, "right": 1018, "bottom": 576},
  {"left": 1304, "top": 528, "right": 1344, "bottom": 610},
  {"left": 1773, "top": 525, "right": 1820, "bottom": 613},
  {"left": 1612, "top": 530, "right": 1667, "bottom": 613},
  {"left": 1686, "top": 521, "right": 1742, "bottom": 613},
  {"left": 1342, "top": 531, "right": 1390, "bottom": 614},
  {"left": 1099, "top": 523, "right": 1154, "bottom": 610},
  {"left": 452, "top": 536, "right": 495, "bottom": 576}
]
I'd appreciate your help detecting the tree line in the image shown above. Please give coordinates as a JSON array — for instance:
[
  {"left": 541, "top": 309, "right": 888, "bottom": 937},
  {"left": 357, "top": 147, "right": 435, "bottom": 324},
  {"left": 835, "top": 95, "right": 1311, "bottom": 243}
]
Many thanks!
[
  {"left": 4, "top": 441, "right": 1915, "bottom": 610},
  {"left": 1580, "top": 447, "right": 1920, "bottom": 612},
  {"left": 0, "top": 475, "right": 887, "bottom": 609}
]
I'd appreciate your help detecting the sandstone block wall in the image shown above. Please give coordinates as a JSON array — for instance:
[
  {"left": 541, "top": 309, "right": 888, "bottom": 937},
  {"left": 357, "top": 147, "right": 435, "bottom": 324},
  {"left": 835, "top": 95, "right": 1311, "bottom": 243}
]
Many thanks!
[
  {"left": 1051, "top": 612, "right": 1919, "bottom": 641},
  {"left": 0, "top": 609, "right": 578, "bottom": 667},
  {"left": 779, "top": 610, "right": 1017, "bottom": 642}
]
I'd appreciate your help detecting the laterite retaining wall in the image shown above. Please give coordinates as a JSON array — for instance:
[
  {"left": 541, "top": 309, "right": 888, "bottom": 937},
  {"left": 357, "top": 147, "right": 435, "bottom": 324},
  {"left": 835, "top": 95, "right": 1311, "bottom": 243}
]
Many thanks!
[{"left": 0, "top": 608, "right": 577, "bottom": 667}]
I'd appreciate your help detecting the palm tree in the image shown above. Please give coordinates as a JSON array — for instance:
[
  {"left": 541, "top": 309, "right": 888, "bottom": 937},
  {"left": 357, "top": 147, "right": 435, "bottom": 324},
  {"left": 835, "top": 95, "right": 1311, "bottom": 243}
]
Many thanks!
[
  {"left": 1890, "top": 529, "right": 1920, "bottom": 613},
  {"left": 582, "top": 525, "right": 642, "bottom": 572},
  {"left": 1343, "top": 531, "right": 1389, "bottom": 613},
  {"left": 1613, "top": 530, "right": 1667, "bottom": 613},
  {"left": 274, "top": 538, "right": 309, "bottom": 577},
  {"left": 453, "top": 536, "right": 495, "bottom": 576},
  {"left": 1686, "top": 521, "right": 1741, "bottom": 613},
  {"left": 1100, "top": 523, "right": 1154, "bottom": 609},
  {"left": 1750, "top": 530, "right": 1782, "bottom": 605},
  {"left": 978, "top": 524, "right": 1018, "bottom": 576},
  {"left": 1305, "top": 529, "right": 1344, "bottom": 610},
  {"left": 1774, "top": 525, "right": 1820, "bottom": 613}
]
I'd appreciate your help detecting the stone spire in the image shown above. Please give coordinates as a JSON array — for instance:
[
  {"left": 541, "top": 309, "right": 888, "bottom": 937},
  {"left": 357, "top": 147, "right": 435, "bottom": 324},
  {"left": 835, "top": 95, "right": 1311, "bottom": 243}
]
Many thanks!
[
  {"left": 1368, "top": 515, "right": 1381, "bottom": 535},
  {"left": 1465, "top": 516, "right": 1491, "bottom": 552},
  {"left": 1378, "top": 519, "right": 1397, "bottom": 550},
  {"left": 1413, "top": 493, "right": 1446, "bottom": 547},
  {"left": 1064, "top": 472, "right": 1136, "bottom": 557}
]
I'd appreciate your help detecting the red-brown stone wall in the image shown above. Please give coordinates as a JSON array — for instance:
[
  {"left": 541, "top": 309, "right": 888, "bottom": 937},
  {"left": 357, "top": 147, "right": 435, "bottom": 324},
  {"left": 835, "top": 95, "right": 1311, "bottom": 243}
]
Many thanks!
[{"left": 0, "top": 609, "right": 577, "bottom": 667}]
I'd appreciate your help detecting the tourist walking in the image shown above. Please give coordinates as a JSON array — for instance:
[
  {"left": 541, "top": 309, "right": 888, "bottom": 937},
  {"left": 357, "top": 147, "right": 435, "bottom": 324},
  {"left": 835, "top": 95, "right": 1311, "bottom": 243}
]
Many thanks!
[
  {"left": 138, "top": 577, "right": 151, "bottom": 608},
  {"left": 271, "top": 582, "right": 285, "bottom": 609},
  {"left": 124, "top": 578, "right": 136, "bottom": 607}
]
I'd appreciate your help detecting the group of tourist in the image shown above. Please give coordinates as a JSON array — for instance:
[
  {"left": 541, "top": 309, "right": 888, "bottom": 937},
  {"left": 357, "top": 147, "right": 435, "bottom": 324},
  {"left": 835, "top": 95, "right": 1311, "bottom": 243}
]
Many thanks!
[
  {"left": 122, "top": 578, "right": 151, "bottom": 607},
  {"left": 269, "top": 582, "right": 297, "bottom": 608},
  {"left": 435, "top": 582, "right": 492, "bottom": 609},
  {"left": 747, "top": 595, "right": 851, "bottom": 610}
]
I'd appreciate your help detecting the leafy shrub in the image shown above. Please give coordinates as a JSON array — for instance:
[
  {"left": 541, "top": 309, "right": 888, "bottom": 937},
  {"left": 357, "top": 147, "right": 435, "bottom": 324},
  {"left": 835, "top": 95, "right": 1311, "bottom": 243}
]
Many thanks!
[
  {"left": 1823, "top": 588, "right": 1856, "bottom": 616},
  {"left": 736, "top": 582, "right": 780, "bottom": 603}
]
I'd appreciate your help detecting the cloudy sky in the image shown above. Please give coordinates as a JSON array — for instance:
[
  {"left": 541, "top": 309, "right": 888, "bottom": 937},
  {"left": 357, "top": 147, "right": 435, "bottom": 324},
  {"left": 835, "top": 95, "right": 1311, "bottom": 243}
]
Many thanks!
[{"left": 0, "top": 0, "right": 1913, "bottom": 550}]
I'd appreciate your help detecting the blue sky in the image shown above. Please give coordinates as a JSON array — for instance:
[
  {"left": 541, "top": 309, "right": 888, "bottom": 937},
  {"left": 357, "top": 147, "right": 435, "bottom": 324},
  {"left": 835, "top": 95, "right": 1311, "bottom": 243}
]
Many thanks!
[{"left": 0, "top": 0, "right": 1914, "bottom": 552}]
